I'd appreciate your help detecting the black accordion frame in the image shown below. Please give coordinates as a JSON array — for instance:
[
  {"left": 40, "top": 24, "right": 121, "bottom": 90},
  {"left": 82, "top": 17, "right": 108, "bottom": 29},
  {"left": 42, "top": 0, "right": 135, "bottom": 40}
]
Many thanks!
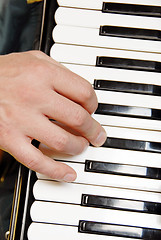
[{"left": 8, "top": 0, "right": 58, "bottom": 239}]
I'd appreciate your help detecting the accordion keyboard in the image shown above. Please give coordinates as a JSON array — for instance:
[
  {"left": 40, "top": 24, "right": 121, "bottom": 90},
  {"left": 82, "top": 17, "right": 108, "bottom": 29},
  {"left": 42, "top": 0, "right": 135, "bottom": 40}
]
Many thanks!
[{"left": 28, "top": 1, "right": 161, "bottom": 239}]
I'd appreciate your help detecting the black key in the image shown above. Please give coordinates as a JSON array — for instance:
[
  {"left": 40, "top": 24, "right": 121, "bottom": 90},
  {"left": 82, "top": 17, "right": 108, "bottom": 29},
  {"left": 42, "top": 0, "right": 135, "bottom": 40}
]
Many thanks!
[
  {"left": 95, "top": 103, "right": 161, "bottom": 120},
  {"left": 102, "top": 137, "right": 161, "bottom": 153},
  {"left": 85, "top": 160, "right": 161, "bottom": 179},
  {"left": 100, "top": 26, "right": 161, "bottom": 41},
  {"left": 96, "top": 56, "right": 161, "bottom": 73},
  {"left": 94, "top": 80, "right": 161, "bottom": 95},
  {"left": 102, "top": 2, "right": 161, "bottom": 17},
  {"left": 79, "top": 220, "right": 161, "bottom": 239},
  {"left": 81, "top": 194, "right": 161, "bottom": 215}
]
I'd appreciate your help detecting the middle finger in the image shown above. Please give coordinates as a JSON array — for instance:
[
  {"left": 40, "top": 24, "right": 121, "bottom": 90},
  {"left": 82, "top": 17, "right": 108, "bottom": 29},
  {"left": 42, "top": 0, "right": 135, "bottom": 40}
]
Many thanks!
[{"left": 43, "top": 90, "right": 107, "bottom": 147}]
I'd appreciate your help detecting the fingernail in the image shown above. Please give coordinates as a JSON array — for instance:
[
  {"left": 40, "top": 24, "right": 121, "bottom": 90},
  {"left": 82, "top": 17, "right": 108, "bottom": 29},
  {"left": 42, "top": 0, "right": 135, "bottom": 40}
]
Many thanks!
[
  {"left": 63, "top": 173, "right": 76, "bottom": 182},
  {"left": 95, "top": 130, "right": 107, "bottom": 146}
]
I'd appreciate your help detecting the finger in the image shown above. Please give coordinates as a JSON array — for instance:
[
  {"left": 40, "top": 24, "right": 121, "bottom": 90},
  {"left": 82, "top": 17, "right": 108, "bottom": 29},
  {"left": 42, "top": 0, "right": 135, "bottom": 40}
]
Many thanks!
[
  {"left": 39, "top": 143, "right": 71, "bottom": 160},
  {"left": 26, "top": 114, "right": 89, "bottom": 155},
  {"left": 28, "top": 51, "right": 97, "bottom": 114},
  {"left": 52, "top": 66, "right": 98, "bottom": 114},
  {"left": 5, "top": 134, "right": 77, "bottom": 182},
  {"left": 43, "top": 91, "right": 107, "bottom": 147}
]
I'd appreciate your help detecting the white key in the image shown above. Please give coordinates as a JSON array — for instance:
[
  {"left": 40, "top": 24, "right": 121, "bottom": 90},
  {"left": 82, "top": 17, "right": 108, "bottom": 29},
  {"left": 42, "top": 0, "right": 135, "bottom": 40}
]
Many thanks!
[
  {"left": 51, "top": 44, "right": 161, "bottom": 112},
  {"left": 102, "top": 125, "right": 161, "bottom": 142},
  {"left": 55, "top": 7, "right": 161, "bottom": 30},
  {"left": 30, "top": 201, "right": 161, "bottom": 229},
  {"left": 57, "top": 0, "right": 103, "bottom": 10},
  {"left": 51, "top": 44, "right": 161, "bottom": 66},
  {"left": 93, "top": 114, "right": 161, "bottom": 132},
  {"left": 33, "top": 180, "right": 161, "bottom": 204},
  {"left": 28, "top": 222, "right": 134, "bottom": 240},
  {"left": 41, "top": 126, "right": 161, "bottom": 164},
  {"left": 95, "top": 89, "right": 161, "bottom": 109},
  {"left": 37, "top": 162, "right": 161, "bottom": 192},
  {"left": 53, "top": 25, "right": 161, "bottom": 53},
  {"left": 48, "top": 145, "right": 161, "bottom": 168},
  {"left": 62, "top": 63, "right": 161, "bottom": 86},
  {"left": 57, "top": 0, "right": 161, "bottom": 10}
]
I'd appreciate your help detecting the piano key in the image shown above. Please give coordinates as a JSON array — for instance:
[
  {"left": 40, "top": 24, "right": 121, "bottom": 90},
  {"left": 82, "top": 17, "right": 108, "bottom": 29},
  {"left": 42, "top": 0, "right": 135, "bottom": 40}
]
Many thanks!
[
  {"left": 93, "top": 114, "right": 161, "bottom": 131},
  {"left": 100, "top": 26, "right": 161, "bottom": 41},
  {"left": 95, "top": 90, "right": 161, "bottom": 110},
  {"left": 28, "top": 222, "right": 132, "bottom": 240},
  {"left": 63, "top": 63, "right": 161, "bottom": 129},
  {"left": 55, "top": 7, "right": 161, "bottom": 30},
  {"left": 37, "top": 162, "right": 161, "bottom": 192},
  {"left": 39, "top": 143, "right": 161, "bottom": 169},
  {"left": 95, "top": 104, "right": 161, "bottom": 120},
  {"left": 96, "top": 56, "right": 161, "bottom": 72},
  {"left": 57, "top": 0, "right": 161, "bottom": 10},
  {"left": 40, "top": 124, "right": 161, "bottom": 164},
  {"left": 51, "top": 44, "right": 161, "bottom": 68},
  {"left": 81, "top": 194, "right": 161, "bottom": 214},
  {"left": 102, "top": 3, "right": 161, "bottom": 17},
  {"left": 53, "top": 25, "right": 161, "bottom": 53},
  {"left": 102, "top": 126, "right": 161, "bottom": 143},
  {"left": 30, "top": 201, "right": 161, "bottom": 229},
  {"left": 58, "top": 65, "right": 161, "bottom": 130},
  {"left": 94, "top": 80, "right": 161, "bottom": 96},
  {"left": 34, "top": 180, "right": 161, "bottom": 207},
  {"left": 57, "top": 0, "right": 103, "bottom": 10},
  {"left": 57, "top": 65, "right": 160, "bottom": 117},
  {"left": 85, "top": 160, "right": 161, "bottom": 179},
  {"left": 66, "top": 123, "right": 161, "bottom": 143},
  {"left": 102, "top": 137, "right": 161, "bottom": 153},
  {"left": 62, "top": 63, "right": 161, "bottom": 86},
  {"left": 40, "top": 126, "right": 161, "bottom": 164},
  {"left": 79, "top": 220, "right": 161, "bottom": 239}
]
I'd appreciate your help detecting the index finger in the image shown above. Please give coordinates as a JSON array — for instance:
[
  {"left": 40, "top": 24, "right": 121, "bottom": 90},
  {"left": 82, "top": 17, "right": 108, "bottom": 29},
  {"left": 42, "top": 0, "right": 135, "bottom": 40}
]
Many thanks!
[
  {"left": 29, "top": 51, "right": 98, "bottom": 114},
  {"left": 51, "top": 66, "right": 98, "bottom": 114}
]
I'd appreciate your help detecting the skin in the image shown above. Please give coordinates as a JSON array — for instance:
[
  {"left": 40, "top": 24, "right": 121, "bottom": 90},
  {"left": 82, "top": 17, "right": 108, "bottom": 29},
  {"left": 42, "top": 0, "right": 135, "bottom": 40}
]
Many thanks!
[{"left": 0, "top": 50, "right": 107, "bottom": 182}]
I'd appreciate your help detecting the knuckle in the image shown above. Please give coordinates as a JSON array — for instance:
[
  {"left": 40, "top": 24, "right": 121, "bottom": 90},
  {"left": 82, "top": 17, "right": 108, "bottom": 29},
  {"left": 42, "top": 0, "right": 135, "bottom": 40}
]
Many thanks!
[
  {"left": 54, "top": 134, "right": 69, "bottom": 152},
  {"left": 25, "top": 54, "right": 47, "bottom": 74},
  {"left": 72, "top": 108, "right": 87, "bottom": 128},
  {"left": 26, "top": 157, "right": 39, "bottom": 170},
  {"left": 27, "top": 62, "right": 50, "bottom": 86},
  {"left": 92, "top": 100, "right": 98, "bottom": 113},
  {"left": 32, "top": 60, "right": 45, "bottom": 74},
  {"left": 49, "top": 168, "right": 63, "bottom": 180},
  {"left": 81, "top": 82, "right": 94, "bottom": 102},
  {"left": 28, "top": 50, "right": 44, "bottom": 58}
]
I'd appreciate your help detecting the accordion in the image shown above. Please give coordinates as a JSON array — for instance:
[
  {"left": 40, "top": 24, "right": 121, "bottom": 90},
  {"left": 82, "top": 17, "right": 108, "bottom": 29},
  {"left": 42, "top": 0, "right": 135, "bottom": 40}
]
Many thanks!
[{"left": 8, "top": 0, "right": 161, "bottom": 239}]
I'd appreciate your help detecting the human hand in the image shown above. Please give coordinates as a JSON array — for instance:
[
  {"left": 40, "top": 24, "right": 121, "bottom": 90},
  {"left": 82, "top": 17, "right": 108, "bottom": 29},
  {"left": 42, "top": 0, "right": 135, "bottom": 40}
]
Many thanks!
[{"left": 0, "top": 51, "right": 106, "bottom": 181}]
